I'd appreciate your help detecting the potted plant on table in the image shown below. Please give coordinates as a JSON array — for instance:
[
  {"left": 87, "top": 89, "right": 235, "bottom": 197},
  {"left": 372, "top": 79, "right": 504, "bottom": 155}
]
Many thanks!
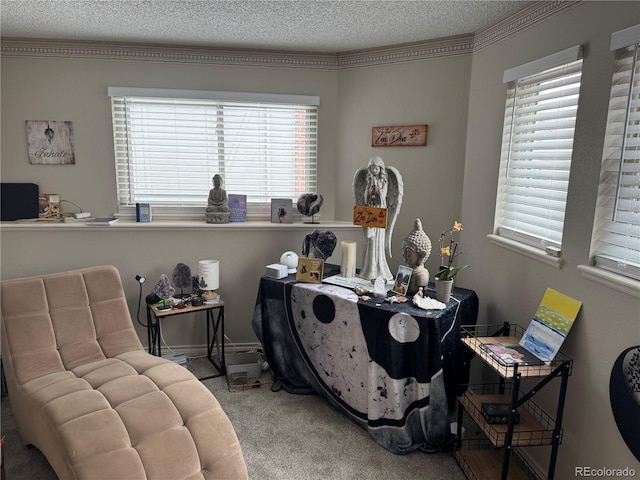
[{"left": 434, "top": 221, "right": 469, "bottom": 303}]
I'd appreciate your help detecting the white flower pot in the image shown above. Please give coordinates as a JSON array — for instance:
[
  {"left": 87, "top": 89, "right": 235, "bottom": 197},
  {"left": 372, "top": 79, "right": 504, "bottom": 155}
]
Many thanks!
[{"left": 435, "top": 278, "right": 453, "bottom": 303}]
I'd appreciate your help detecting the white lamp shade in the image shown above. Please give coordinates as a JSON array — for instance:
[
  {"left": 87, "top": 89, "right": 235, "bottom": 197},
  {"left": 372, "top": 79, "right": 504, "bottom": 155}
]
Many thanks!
[{"left": 198, "top": 260, "right": 219, "bottom": 290}]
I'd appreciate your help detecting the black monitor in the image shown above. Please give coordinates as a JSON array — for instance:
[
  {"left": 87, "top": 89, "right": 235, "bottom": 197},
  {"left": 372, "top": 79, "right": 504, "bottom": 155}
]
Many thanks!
[{"left": 1, "top": 183, "right": 40, "bottom": 221}]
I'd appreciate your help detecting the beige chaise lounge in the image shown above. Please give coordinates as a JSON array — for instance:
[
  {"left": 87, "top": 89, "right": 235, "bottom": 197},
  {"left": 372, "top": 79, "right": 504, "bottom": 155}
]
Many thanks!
[{"left": 0, "top": 265, "right": 248, "bottom": 480}]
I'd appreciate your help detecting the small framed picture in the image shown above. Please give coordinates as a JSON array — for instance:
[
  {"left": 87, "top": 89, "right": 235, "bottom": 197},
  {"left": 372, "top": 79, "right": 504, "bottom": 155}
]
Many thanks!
[
  {"left": 296, "top": 257, "right": 324, "bottom": 284},
  {"left": 393, "top": 265, "right": 412, "bottom": 295},
  {"left": 271, "top": 198, "right": 293, "bottom": 224}
]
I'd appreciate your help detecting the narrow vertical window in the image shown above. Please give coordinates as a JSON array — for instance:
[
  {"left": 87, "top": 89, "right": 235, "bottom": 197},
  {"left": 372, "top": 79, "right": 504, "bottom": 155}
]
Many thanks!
[
  {"left": 494, "top": 46, "right": 583, "bottom": 253},
  {"left": 590, "top": 25, "right": 640, "bottom": 280}
]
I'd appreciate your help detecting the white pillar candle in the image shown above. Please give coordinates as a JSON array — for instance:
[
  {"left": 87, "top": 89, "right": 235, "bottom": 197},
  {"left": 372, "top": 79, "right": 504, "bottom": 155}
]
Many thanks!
[{"left": 340, "top": 241, "right": 357, "bottom": 278}]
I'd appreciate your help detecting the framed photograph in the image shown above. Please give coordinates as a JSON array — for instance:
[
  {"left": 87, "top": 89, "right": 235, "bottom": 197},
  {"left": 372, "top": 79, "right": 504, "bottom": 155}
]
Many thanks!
[
  {"left": 271, "top": 198, "right": 293, "bottom": 224},
  {"left": 38, "top": 193, "right": 60, "bottom": 220},
  {"left": 392, "top": 265, "right": 412, "bottom": 295},
  {"left": 296, "top": 257, "right": 324, "bottom": 284}
]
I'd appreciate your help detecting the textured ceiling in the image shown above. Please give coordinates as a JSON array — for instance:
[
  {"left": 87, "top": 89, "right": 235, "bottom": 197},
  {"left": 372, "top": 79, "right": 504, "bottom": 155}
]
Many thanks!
[{"left": 0, "top": 0, "right": 527, "bottom": 53}]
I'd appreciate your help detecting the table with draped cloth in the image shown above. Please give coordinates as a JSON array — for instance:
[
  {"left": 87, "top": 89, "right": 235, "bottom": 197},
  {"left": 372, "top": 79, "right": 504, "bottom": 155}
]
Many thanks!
[{"left": 252, "top": 265, "right": 478, "bottom": 454}]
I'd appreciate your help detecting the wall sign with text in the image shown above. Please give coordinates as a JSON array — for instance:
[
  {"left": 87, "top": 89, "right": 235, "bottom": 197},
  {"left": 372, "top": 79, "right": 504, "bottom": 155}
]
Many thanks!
[
  {"left": 26, "top": 120, "right": 76, "bottom": 164},
  {"left": 353, "top": 206, "right": 387, "bottom": 228},
  {"left": 372, "top": 124, "right": 427, "bottom": 147}
]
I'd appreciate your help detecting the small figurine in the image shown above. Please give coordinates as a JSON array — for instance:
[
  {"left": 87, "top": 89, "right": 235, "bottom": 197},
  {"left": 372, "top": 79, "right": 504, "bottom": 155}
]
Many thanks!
[
  {"left": 205, "top": 174, "right": 230, "bottom": 224},
  {"left": 402, "top": 218, "right": 432, "bottom": 296},
  {"left": 353, "top": 156, "right": 403, "bottom": 281}
]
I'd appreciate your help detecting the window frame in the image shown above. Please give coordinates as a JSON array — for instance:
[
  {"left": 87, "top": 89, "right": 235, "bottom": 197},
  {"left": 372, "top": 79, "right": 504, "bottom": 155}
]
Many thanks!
[
  {"left": 492, "top": 46, "right": 583, "bottom": 257},
  {"left": 108, "top": 87, "right": 320, "bottom": 221},
  {"left": 588, "top": 25, "right": 640, "bottom": 282}
]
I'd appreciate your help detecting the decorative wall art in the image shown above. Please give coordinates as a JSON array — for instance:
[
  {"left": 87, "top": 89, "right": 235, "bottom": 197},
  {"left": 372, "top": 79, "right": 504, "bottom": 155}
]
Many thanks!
[
  {"left": 26, "top": 120, "right": 76, "bottom": 164},
  {"left": 371, "top": 124, "right": 427, "bottom": 147}
]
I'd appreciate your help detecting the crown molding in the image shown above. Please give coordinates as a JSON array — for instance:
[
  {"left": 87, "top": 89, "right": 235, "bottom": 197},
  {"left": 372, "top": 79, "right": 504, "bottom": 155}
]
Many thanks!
[
  {"left": 0, "top": 39, "right": 341, "bottom": 70},
  {"left": 474, "top": 0, "right": 582, "bottom": 52},
  {"left": 0, "top": 1, "right": 577, "bottom": 70},
  {"left": 338, "top": 34, "right": 474, "bottom": 68}
]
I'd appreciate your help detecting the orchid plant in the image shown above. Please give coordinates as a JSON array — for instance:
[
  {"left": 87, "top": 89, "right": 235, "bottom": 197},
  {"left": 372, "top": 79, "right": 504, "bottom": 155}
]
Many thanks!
[{"left": 435, "top": 221, "right": 469, "bottom": 281}]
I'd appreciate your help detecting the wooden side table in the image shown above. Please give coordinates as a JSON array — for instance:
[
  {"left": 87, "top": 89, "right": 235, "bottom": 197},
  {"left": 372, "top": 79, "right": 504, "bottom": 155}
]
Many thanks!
[{"left": 146, "top": 301, "right": 225, "bottom": 377}]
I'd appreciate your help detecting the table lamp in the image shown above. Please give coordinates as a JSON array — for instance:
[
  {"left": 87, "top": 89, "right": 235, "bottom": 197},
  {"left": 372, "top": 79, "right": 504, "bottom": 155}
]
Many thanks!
[{"left": 199, "top": 259, "right": 219, "bottom": 302}]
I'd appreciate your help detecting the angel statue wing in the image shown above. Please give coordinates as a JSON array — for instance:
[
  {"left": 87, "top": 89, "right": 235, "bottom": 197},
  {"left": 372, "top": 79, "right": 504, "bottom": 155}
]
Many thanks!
[
  {"left": 385, "top": 165, "right": 403, "bottom": 258},
  {"left": 352, "top": 167, "right": 368, "bottom": 208}
]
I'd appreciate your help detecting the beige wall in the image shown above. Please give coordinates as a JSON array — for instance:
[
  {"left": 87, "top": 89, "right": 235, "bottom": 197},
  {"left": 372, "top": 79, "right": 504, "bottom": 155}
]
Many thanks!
[
  {"left": 0, "top": 55, "right": 358, "bottom": 348},
  {"left": 2, "top": 0, "right": 640, "bottom": 475},
  {"left": 336, "top": 56, "right": 472, "bottom": 280},
  {"left": 1, "top": 57, "right": 340, "bottom": 219},
  {"left": 463, "top": 1, "right": 640, "bottom": 476}
]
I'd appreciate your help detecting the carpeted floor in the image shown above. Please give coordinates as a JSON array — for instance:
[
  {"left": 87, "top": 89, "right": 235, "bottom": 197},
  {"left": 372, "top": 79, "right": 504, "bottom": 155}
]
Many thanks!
[{"left": 1, "top": 357, "right": 466, "bottom": 479}]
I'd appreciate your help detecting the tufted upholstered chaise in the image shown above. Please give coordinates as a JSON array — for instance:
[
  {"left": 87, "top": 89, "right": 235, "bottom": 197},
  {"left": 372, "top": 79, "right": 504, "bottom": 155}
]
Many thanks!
[{"left": 0, "top": 265, "right": 248, "bottom": 480}]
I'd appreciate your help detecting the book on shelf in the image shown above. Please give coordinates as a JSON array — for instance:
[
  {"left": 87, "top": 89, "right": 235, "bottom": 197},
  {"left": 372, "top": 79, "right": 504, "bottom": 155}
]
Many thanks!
[
  {"left": 86, "top": 217, "right": 119, "bottom": 225},
  {"left": 228, "top": 194, "right": 247, "bottom": 222},
  {"left": 136, "top": 203, "right": 152, "bottom": 222},
  {"left": 271, "top": 198, "right": 293, "bottom": 224},
  {"left": 480, "top": 342, "right": 545, "bottom": 366}
]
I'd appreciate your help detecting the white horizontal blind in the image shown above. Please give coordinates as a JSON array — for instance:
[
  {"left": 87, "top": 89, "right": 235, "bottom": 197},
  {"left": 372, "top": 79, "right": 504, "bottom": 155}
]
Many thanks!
[
  {"left": 495, "top": 53, "right": 583, "bottom": 251},
  {"left": 110, "top": 89, "right": 318, "bottom": 218},
  {"left": 591, "top": 35, "right": 640, "bottom": 280}
]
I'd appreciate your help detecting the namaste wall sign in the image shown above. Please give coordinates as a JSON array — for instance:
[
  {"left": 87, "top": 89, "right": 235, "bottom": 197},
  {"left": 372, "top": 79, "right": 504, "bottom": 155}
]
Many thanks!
[{"left": 26, "top": 120, "right": 76, "bottom": 165}]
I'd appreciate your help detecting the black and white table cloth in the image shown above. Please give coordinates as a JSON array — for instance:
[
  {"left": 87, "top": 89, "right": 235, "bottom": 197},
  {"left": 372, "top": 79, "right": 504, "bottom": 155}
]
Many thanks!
[{"left": 252, "top": 266, "right": 478, "bottom": 454}]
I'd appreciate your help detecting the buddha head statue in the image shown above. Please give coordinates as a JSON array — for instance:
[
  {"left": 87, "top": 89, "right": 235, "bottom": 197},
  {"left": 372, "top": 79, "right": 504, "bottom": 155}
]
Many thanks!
[{"left": 402, "top": 218, "right": 432, "bottom": 269}]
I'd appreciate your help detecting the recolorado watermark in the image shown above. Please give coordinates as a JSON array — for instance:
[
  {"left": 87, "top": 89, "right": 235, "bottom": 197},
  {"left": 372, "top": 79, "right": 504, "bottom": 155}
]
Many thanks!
[{"left": 575, "top": 466, "right": 636, "bottom": 477}]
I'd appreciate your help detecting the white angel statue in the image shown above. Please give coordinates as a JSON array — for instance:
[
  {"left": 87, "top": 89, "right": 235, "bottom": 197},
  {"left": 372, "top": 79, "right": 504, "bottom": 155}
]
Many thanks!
[{"left": 353, "top": 156, "right": 403, "bottom": 281}]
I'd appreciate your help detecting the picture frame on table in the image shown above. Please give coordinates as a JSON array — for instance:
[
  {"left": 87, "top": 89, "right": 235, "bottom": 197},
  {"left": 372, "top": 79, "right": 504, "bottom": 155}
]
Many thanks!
[
  {"left": 393, "top": 265, "right": 412, "bottom": 295},
  {"left": 296, "top": 258, "right": 324, "bottom": 284},
  {"left": 271, "top": 198, "right": 293, "bottom": 224}
]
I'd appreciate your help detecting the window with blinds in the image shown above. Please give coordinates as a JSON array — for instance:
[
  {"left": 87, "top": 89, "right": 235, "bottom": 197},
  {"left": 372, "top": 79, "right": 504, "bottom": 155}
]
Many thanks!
[
  {"left": 109, "top": 88, "right": 319, "bottom": 219},
  {"left": 494, "top": 46, "right": 583, "bottom": 252},
  {"left": 591, "top": 25, "right": 640, "bottom": 281}
]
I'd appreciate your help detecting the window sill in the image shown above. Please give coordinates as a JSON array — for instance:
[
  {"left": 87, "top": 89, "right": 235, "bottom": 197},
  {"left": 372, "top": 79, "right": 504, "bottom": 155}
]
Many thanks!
[
  {"left": 487, "top": 234, "right": 563, "bottom": 269},
  {"left": 577, "top": 265, "right": 640, "bottom": 298},
  {"left": 1, "top": 219, "right": 359, "bottom": 232}
]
